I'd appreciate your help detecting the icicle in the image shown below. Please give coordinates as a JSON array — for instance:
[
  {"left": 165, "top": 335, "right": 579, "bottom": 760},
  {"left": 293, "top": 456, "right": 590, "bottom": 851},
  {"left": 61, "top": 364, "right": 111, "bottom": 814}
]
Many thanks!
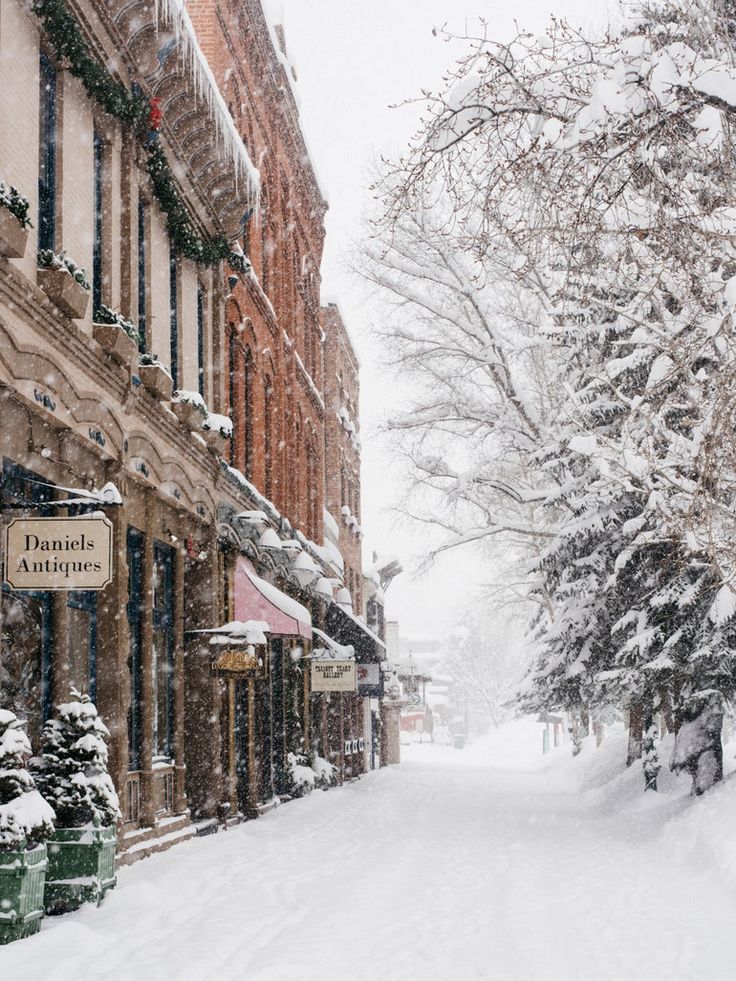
[{"left": 146, "top": 0, "right": 259, "bottom": 212}]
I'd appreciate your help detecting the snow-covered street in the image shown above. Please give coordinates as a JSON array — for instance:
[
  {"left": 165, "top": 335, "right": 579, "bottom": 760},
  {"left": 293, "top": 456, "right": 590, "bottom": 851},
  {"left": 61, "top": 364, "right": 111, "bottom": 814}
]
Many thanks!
[{"left": 3, "top": 722, "right": 735, "bottom": 981}]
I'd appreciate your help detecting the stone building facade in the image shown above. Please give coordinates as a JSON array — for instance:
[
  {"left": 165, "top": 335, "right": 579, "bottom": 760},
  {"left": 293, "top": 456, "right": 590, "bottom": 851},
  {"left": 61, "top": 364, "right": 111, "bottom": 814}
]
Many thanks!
[{"left": 0, "top": 0, "right": 388, "bottom": 864}]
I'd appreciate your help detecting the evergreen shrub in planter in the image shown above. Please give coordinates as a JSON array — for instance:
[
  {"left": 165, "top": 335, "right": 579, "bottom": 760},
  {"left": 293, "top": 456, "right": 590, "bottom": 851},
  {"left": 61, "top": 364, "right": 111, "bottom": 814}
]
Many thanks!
[
  {"left": 93, "top": 305, "right": 140, "bottom": 367},
  {"left": 138, "top": 353, "right": 173, "bottom": 402},
  {"left": 31, "top": 692, "right": 121, "bottom": 914},
  {"left": 0, "top": 181, "right": 31, "bottom": 258},
  {"left": 37, "top": 249, "right": 90, "bottom": 319},
  {"left": 0, "top": 710, "right": 55, "bottom": 944}
]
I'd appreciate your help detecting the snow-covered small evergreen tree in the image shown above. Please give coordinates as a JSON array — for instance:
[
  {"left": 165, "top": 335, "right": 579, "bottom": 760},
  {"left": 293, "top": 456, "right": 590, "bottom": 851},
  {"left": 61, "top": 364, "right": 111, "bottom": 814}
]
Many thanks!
[
  {"left": 642, "top": 723, "right": 661, "bottom": 792},
  {"left": 0, "top": 709, "right": 55, "bottom": 849},
  {"left": 31, "top": 692, "right": 120, "bottom": 828}
]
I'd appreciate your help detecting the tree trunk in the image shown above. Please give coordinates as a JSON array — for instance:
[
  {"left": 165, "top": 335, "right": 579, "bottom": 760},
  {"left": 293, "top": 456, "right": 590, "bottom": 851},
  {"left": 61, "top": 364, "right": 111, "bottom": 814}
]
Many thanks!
[
  {"left": 642, "top": 713, "right": 660, "bottom": 792},
  {"left": 592, "top": 718, "right": 604, "bottom": 747},
  {"left": 580, "top": 705, "right": 590, "bottom": 736},
  {"left": 671, "top": 692, "right": 724, "bottom": 795},
  {"left": 569, "top": 710, "right": 583, "bottom": 756},
  {"left": 626, "top": 702, "right": 644, "bottom": 766},
  {"left": 660, "top": 695, "right": 675, "bottom": 735}
]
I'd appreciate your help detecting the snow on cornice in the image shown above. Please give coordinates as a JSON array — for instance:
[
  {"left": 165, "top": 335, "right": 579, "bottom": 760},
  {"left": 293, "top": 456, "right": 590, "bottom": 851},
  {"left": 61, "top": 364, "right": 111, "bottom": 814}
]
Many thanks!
[
  {"left": 259, "top": 0, "right": 329, "bottom": 205},
  {"left": 157, "top": 0, "right": 259, "bottom": 212}
]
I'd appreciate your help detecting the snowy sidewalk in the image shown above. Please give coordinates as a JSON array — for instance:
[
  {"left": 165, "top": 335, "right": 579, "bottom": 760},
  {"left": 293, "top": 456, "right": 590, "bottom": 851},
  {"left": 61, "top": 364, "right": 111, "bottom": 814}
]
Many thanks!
[{"left": 3, "top": 723, "right": 736, "bottom": 981}]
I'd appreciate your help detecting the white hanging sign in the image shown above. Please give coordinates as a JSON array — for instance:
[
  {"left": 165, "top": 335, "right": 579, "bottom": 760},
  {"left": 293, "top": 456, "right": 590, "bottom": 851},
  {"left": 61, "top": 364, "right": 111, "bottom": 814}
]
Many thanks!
[
  {"left": 4, "top": 517, "right": 113, "bottom": 590},
  {"left": 311, "top": 660, "right": 356, "bottom": 692}
]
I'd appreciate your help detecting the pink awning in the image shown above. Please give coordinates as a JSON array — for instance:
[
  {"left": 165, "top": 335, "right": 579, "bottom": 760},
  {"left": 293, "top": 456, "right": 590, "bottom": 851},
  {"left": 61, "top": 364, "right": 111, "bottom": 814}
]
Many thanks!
[{"left": 234, "top": 556, "right": 312, "bottom": 640}]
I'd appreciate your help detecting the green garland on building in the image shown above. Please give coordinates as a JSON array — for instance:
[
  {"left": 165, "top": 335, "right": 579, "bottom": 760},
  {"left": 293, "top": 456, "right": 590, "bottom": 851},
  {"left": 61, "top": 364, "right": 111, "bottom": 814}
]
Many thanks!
[{"left": 33, "top": 0, "right": 249, "bottom": 270}]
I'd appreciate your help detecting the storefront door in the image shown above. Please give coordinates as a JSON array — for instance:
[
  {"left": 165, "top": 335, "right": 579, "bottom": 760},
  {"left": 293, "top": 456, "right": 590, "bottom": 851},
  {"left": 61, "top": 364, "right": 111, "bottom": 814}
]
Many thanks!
[{"left": 234, "top": 679, "right": 249, "bottom": 813}]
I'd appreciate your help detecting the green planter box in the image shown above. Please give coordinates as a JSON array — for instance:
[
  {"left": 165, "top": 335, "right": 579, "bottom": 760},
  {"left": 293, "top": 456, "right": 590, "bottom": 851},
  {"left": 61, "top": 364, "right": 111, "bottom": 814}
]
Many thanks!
[
  {"left": 44, "top": 825, "right": 117, "bottom": 915},
  {"left": 0, "top": 844, "right": 47, "bottom": 945}
]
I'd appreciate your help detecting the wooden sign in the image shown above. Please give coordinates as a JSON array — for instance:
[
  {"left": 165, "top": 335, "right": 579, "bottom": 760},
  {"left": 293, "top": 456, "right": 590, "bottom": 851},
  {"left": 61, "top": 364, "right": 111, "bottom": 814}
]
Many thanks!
[
  {"left": 213, "top": 650, "right": 261, "bottom": 674},
  {"left": 4, "top": 517, "right": 113, "bottom": 591},
  {"left": 311, "top": 660, "right": 356, "bottom": 692}
]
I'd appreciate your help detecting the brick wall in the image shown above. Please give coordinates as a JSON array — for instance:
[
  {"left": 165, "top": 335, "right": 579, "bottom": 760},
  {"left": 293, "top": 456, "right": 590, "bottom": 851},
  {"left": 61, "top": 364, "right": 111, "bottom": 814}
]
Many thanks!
[
  {"left": 189, "top": 0, "right": 327, "bottom": 545},
  {"left": 321, "top": 303, "right": 363, "bottom": 610}
]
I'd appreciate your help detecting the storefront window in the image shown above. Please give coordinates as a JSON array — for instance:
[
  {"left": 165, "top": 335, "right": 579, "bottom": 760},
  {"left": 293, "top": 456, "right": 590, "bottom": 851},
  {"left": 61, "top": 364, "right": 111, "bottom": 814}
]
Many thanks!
[
  {"left": 127, "top": 527, "right": 144, "bottom": 770},
  {"left": 1, "top": 460, "right": 55, "bottom": 745},
  {"left": 152, "top": 541, "right": 174, "bottom": 760},
  {"left": 0, "top": 590, "right": 52, "bottom": 747},
  {"left": 67, "top": 591, "right": 97, "bottom": 701}
]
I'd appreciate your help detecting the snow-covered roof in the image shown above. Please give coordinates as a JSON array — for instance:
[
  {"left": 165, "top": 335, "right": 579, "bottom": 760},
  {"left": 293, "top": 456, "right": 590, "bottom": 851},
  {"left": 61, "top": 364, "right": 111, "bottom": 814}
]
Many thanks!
[{"left": 203, "top": 620, "right": 270, "bottom": 646}]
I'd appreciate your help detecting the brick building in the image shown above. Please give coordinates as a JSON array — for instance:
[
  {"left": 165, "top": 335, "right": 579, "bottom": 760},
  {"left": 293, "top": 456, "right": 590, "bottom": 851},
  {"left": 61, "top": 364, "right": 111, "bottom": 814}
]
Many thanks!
[
  {"left": 321, "top": 302, "right": 363, "bottom": 612},
  {"left": 188, "top": 0, "right": 327, "bottom": 547},
  {"left": 0, "top": 0, "right": 390, "bottom": 866}
]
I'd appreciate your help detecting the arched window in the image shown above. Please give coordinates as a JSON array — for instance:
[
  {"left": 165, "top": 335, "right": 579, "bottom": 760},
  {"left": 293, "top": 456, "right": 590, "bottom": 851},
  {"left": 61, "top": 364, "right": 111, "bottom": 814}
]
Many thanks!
[
  {"left": 243, "top": 346, "right": 253, "bottom": 480},
  {"left": 264, "top": 375, "right": 275, "bottom": 499},
  {"left": 228, "top": 328, "right": 237, "bottom": 467}
]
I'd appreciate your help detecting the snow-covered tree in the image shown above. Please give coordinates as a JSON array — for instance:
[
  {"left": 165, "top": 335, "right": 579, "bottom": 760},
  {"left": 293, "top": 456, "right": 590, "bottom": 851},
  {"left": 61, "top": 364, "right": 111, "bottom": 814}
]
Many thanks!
[
  {"left": 31, "top": 692, "right": 120, "bottom": 828},
  {"left": 0, "top": 709, "right": 55, "bottom": 849},
  {"left": 370, "top": 0, "right": 736, "bottom": 792},
  {"left": 444, "top": 605, "right": 531, "bottom": 728}
]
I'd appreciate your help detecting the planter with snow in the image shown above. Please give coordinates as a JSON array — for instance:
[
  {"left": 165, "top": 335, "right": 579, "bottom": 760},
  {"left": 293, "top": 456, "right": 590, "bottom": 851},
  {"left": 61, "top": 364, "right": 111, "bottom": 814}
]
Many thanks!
[
  {"left": 0, "top": 710, "right": 55, "bottom": 944},
  {"left": 44, "top": 824, "right": 117, "bottom": 914},
  {"left": 93, "top": 306, "right": 140, "bottom": 368},
  {"left": 0, "top": 207, "right": 28, "bottom": 259},
  {"left": 37, "top": 250, "right": 90, "bottom": 320},
  {"left": 31, "top": 693, "right": 120, "bottom": 914},
  {"left": 202, "top": 412, "right": 232, "bottom": 455},
  {"left": 0, "top": 182, "right": 31, "bottom": 258},
  {"left": 172, "top": 390, "right": 207, "bottom": 430},
  {"left": 0, "top": 845, "right": 48, "bottom": 944},
  {"left": 138, "top": 355, "right": 173, "bottom": 402},
  {"left": 94, "top": 322, "right": 138, "bottom": 366}
]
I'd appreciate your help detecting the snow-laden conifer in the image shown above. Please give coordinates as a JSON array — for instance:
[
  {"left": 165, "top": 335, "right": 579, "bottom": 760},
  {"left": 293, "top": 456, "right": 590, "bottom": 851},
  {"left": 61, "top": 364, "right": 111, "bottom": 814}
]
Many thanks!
[
  {"left": 31, "top": 691, "right": 120, "bottom": 827},
  {"left": 371, "top": 0, "right": 736, "bottom": 792},
  {"left": 0, "top": 709, "right": 55, "bottom": 849}
]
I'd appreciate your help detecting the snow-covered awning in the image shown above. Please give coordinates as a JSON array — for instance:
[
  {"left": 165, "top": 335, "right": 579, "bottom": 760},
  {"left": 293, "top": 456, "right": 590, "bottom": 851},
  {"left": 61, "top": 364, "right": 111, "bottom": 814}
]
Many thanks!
[
  {"left": 325, "top": 603, "right": 385, "bottom": 661},
  {"left": 234, "top": 557, "right": 311, "bottom": 639},
  {"left": 311, "top": 627, "right": 355, "bottom": 662}
]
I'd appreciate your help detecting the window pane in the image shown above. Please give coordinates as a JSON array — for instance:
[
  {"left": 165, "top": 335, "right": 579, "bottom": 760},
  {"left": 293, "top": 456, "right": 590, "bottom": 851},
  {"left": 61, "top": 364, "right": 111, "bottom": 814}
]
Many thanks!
[
  {"left": 67, "top": 603, "right": 91, "bottom": 697},
  {"left": 1, "top": 592, "right": 47, "bottom": 746},
  {"left": 38, "top": 53, "right": 57, "bottom": 252}
]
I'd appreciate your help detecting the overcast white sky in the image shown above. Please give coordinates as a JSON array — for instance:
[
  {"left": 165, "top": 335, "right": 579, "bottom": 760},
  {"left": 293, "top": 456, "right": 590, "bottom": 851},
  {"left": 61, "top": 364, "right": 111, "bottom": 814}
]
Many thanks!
[{"left": 276, "top": 0, "right": 610, "bottom": 640}]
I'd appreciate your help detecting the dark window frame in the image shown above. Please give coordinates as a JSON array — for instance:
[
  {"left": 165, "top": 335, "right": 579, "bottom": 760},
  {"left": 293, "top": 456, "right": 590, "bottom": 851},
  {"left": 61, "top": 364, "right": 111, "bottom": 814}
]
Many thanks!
[
  {"left": 169, "top": 244, "right": 179, "bottom": 388},
  {"left": 92, "top": 129, "right": 104, "bottom": 314},
  {"left": 137, "top": 198, "right": 147, "bottom": 353},
  {"left": 126, "top": 526, "right": 144, "bottom": 770},
  {"left": 38, "top": 51, "right": 57, "bottom": 252},
  {"left": 197, "top": 282, "right": 205, "bottom": 398},
  {"left": 152, "top": 540, "right": 175, "bottom": 761},
  {"left": 67, "top": 589, "right": 97, "bottom": 702}
]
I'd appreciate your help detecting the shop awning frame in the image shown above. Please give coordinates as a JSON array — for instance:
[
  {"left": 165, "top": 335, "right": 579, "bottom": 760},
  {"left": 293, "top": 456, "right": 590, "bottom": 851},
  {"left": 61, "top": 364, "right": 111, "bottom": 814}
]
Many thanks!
[{"left": 234, "top": 556, "right": 312, "bottom": 640}]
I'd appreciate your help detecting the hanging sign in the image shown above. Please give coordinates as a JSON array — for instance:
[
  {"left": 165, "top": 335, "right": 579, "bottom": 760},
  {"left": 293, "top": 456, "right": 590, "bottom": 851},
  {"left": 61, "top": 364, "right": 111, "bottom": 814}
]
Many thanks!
[
  {"left": 212, "top": 649, "right": 262, "bottom": 674},
  {"left": 356, "top": 663, "right": 383, "bottom": 697},
  {"left": 3, "top": 517, "right": 113, "bottom": 591},
  {"left": 311, "top": 660, "right": 356, "bottom": 692}
]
